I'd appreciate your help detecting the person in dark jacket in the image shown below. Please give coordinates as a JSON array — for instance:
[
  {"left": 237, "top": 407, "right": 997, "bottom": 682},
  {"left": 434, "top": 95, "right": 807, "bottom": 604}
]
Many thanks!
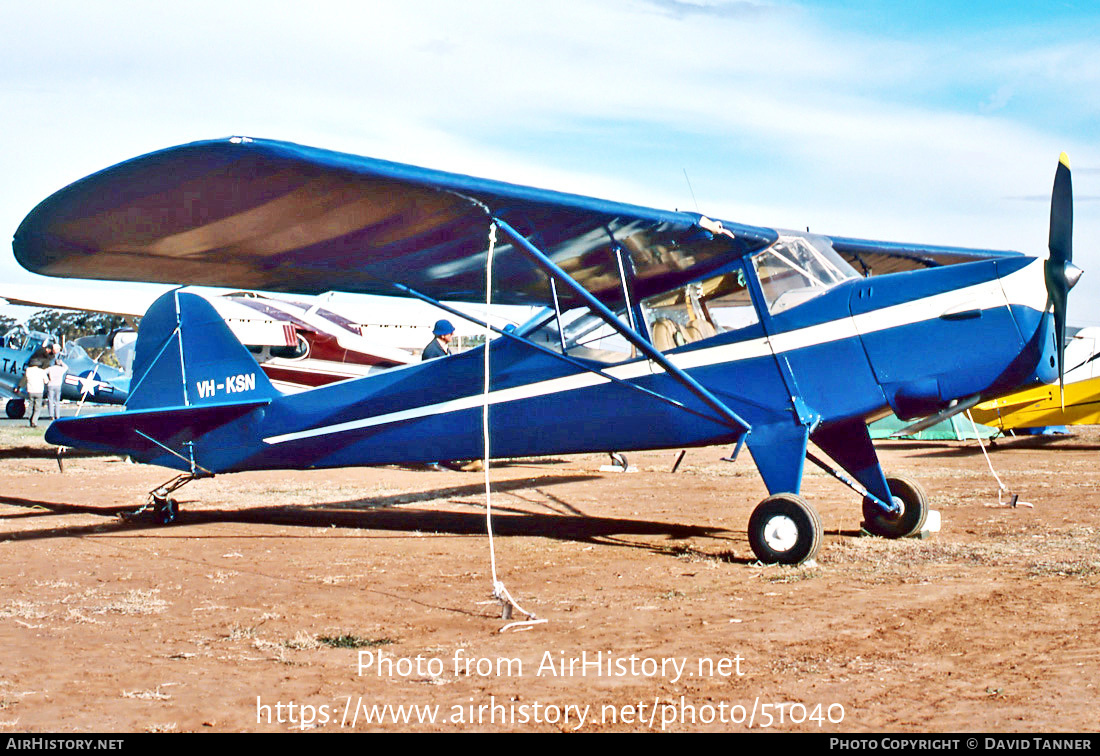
[{"left": 422, "top": 320, "right": 455, "bottom": 360}]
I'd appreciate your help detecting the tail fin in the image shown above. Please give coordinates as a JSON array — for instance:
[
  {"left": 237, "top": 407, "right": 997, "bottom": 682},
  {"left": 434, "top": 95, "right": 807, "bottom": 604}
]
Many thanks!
[{"left": 127, "top": 290, "right": 279, "bottom": 410}]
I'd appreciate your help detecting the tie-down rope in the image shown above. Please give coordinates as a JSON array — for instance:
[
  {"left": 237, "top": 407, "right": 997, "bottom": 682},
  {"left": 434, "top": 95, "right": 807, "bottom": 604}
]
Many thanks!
[
  {"left": 965, "top": 410, "right": 1031, "bottom": 508},
  {"left": 482, "top": 222, "right": 547, "bottom": 631}
]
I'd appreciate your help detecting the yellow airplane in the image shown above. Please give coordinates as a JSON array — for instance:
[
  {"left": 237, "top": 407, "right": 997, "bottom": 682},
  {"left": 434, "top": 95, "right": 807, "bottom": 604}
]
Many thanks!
[
  {"left": 970, "top": 374, "right": 1100, "bottom": 431},
  {"left": 969, "top": 327, "right": 1100, "bottom": 431}
]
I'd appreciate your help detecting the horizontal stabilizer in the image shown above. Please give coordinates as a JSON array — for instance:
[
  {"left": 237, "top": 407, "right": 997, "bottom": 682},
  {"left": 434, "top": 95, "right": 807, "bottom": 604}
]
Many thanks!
[{"left": 45, "top": 400, "right": 269, "bottom": 469}]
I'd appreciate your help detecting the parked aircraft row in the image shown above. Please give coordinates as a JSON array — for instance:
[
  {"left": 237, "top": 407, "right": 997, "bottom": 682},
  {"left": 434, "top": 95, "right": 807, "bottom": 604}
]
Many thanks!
[{"left": 0, "top": 282, "right": 533, "bottom": 414}]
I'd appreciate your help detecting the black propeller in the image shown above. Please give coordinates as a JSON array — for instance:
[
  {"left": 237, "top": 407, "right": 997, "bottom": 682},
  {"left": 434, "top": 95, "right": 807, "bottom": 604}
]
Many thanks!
[{"left": 1044, "top": 152, "right": 1084, "bottom": 407}]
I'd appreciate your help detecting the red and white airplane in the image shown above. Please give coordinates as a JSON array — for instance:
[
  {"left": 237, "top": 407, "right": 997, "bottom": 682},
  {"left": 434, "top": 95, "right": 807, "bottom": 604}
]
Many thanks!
[{"left": 0, "top": 283, "right": 525, "bottom": 392}]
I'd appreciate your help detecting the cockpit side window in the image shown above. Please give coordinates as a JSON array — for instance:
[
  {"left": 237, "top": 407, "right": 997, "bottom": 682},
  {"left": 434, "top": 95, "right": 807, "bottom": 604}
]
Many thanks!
[
  {"left": 522, "top": 259, "right": 761, "bottom": 362},
  {"left": 3, "top": 327, "right": 28, "bottom": 351},
  {"left": 645, "top": 262, "right": 758, "bottom": 352}
]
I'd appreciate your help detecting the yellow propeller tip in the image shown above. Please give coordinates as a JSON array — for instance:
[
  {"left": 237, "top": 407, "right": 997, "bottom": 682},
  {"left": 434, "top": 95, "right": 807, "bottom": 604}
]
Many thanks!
[{"left": 1059, "top": 152, "right": 1071, "bottom": 169}]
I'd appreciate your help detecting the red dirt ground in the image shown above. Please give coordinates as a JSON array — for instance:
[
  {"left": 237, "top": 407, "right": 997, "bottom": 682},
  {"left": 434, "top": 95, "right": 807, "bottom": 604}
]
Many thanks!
[{"left": 1, "top": 426, "right": 1098, "bottom": 732}]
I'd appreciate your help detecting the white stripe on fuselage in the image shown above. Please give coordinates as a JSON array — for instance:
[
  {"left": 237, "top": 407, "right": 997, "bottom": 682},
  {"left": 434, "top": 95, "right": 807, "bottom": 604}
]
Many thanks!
[{"left": 263, "top": 260, "right": 1046, "bottom": 445}]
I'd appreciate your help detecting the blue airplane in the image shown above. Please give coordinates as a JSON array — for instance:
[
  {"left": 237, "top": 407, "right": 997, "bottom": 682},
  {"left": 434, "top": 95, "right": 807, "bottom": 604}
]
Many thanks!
[
  {"left": 12, "top": 138, "right": 1080, "bottom": 564},
  {"left": 1, "top": 324, "right": 130, "bottom": 418}
]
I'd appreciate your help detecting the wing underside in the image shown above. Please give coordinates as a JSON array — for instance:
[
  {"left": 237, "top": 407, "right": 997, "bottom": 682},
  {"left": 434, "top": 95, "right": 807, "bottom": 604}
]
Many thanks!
[{"left": 14, "top": 138, "right": 778, "bottom": 309}]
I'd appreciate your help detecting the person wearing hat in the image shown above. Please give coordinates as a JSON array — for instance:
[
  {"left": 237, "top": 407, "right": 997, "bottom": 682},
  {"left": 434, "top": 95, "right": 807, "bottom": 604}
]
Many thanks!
[{"left": 422, "top": 319, "right": 455, "bottom": 360}]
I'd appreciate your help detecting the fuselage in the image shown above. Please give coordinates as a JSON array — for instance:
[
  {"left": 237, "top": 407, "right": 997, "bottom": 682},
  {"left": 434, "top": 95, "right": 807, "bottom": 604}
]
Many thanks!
[{"left": 133, "top": 255, "right": 1054, "bottom": 475}]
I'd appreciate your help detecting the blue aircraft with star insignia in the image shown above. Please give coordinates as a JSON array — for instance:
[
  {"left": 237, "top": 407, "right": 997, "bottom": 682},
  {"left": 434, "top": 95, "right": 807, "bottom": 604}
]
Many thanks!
[
  {"left": 0, "top": 324, "right": 129, "bottom": 418},
  {"left": 12, "top": 138, "right": 1081, "bottom": 564}
]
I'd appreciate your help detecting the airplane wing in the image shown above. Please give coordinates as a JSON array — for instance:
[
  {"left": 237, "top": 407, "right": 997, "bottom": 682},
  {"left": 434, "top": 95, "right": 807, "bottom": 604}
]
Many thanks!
[
  {"left": 0, "top": 282, "right": 299, "bottom": 349},
  {"left": 14, "top": 137, "right": 779, "bottom": 308},
  {"left": 0, "top": 282, "right": 158, "bottom": 318},
  {"left": 831, "top": 238, "right": 1023, "bottom": 277},
  {"left": 14, "top": 137, "right": 1023, "bottom": 307}
]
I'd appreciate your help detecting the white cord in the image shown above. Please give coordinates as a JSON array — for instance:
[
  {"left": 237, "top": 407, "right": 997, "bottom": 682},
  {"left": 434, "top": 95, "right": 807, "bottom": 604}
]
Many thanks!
[
  {"left": 482, "top": 221, "right": 546, "bottom": 631},
  {"left": 966, "top": 410, "right": 1031, "bottom": 507}
]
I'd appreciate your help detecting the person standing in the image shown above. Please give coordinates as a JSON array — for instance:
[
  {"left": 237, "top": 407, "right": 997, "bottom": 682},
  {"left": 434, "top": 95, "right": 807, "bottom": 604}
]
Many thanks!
[
  {"left": 45, "top": 359, "right": 68, "bottom": 421},
  {"left": 22, "top": 363, "right": 47, "bottom": 428},
  {"left": 421, "top": 320, "right": 455, "bottom": 360}
]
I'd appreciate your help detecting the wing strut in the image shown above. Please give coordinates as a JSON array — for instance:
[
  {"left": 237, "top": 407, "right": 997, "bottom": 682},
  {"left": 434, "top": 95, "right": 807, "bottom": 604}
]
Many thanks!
[{"left": 492, "top": 217, "right": 751, "bottom": 434}]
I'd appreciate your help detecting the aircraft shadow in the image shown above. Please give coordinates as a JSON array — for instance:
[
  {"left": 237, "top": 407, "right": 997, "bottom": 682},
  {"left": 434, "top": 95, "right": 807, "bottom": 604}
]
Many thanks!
[
  {"left": 0, "top": 479, "right": 749, "bottom": 562},
  {"left": 0, "top": 446, "right": 106, "bottom": 460},
  {"left": 891, "top": 435, "right": 1100, "bottom": 457}
]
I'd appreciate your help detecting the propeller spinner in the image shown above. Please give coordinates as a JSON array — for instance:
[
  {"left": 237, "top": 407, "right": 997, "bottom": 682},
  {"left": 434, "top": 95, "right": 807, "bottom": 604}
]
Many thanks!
[{"left": 1045, "top": 152, "right": 1083, "bottom": 407}]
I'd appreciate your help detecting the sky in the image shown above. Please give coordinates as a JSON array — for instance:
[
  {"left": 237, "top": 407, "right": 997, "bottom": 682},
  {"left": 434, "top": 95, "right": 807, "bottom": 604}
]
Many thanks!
[{"left": 1, "top": 0, "right": 1098, "bottom": 323}]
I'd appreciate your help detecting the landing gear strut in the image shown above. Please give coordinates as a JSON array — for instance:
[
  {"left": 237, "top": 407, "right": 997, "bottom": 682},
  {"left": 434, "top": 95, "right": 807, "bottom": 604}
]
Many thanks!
[{"left": 747, "top": 493, "right": 823, "bottom": 565}]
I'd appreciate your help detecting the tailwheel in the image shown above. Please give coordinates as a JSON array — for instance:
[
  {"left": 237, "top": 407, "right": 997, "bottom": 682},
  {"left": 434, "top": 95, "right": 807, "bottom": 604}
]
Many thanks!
[
  {"left": 153, "top": 495, "right": 179, "bottom": 525},
  {"left": 861, "top": 475, "right": 928, "bottom": 539},
  {"left": 747, "top": 493, "right": 823, "bottom": 565},
  {"left": 6, "top": 399, "right": 25, "bottom": 419},
  {"left": 138, "top": 472, "right": 205, "bottom": 525}
]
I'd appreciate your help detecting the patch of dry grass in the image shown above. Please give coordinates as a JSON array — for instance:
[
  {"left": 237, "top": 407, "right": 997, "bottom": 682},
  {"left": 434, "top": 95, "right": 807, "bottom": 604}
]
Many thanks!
[
  {"left": 144, "top": 723, "right": 178, "bottom": 733},
  {"left": 225, "top": 624, "right": 257, "bottom": 641},
  {"left": 821, "top": 538, "right": 1007, "bottom": 568},
  {"left": 122, "top": 686, "right": 172, "bottom": 701},
  {"left": 666, "top": 545, "right": 738, "bottom": 565},
  {"left": 815, "top": 522, "right": 1100, "bottom": 582},
  {"left": 1028, "top": 559, "right": 1100, "bottom": 578},
  {"left": 317, "top": 634, "right": 394, "bottom": 649},
  {"left": 61, "top": 588, "right": 167, "bottom": 616},
  {"left": 0, "top": 601, "right": 48, "bottom": 621},
  {"left": 761, "top": 566, "right": 821, "bottom": 583},
  {"left": 283, "top": 631, "right": 322, "bottom": 650}
]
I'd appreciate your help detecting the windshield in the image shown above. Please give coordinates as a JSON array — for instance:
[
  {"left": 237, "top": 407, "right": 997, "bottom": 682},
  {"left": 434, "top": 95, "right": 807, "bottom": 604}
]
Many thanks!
[
  {"left": 751, "top": 233, "right": 859, "bottom": 315},
  {"left": 2, "top": 326, "right": 51, "bottom": 352}
]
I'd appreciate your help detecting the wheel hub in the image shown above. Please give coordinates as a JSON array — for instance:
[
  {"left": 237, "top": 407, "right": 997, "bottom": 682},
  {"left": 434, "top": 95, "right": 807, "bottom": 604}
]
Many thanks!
[{"left": 763, "top": 515, "right": 799, "bottom": 553}]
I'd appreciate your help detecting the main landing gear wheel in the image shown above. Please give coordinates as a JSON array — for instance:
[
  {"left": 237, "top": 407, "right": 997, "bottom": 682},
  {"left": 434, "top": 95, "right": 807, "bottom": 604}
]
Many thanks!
[
  {"left": 861, "top": 475, "right": 928, "bottom": 539},
  {"left": 747, "top": 493, "right": 823, "bottom": 565},
  {"left": 6, "top": 399, "right": 25, "bottom": 419}
]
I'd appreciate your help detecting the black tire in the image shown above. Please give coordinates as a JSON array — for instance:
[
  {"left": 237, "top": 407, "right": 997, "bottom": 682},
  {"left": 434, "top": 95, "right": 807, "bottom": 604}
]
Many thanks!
[
  {"left": 862, "top": 475, "right": 928, "bottom": 539},
  {"left": 6, "top": 399, "right": 25, "bottom": 419},
  {"left": 747, "top": 493, "right": 823, "bottom": 565},
  {"left": 153, "top": 495, "right": 178, "bottom": 525}
]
